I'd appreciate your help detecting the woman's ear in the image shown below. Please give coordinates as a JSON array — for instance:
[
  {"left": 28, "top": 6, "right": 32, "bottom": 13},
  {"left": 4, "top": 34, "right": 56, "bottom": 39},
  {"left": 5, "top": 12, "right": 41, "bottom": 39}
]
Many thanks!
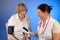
[{"left": 44, "top": 11, "right": 47, "bottom": 13}]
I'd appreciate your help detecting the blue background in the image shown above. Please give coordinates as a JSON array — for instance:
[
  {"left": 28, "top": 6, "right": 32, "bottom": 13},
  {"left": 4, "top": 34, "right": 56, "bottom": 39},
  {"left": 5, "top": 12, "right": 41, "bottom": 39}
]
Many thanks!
[{"left": 0, "top": 0, "right": 60, "bottom": 40}]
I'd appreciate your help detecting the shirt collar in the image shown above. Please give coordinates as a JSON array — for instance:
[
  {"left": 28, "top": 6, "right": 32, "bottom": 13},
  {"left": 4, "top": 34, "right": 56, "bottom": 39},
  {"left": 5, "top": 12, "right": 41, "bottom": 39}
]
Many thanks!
[
  {"left": 40, "top": 16, "right": 50, "bottom": 24},
  {"left": 16, "top": 13, "right": 27, "bottom": 21}
]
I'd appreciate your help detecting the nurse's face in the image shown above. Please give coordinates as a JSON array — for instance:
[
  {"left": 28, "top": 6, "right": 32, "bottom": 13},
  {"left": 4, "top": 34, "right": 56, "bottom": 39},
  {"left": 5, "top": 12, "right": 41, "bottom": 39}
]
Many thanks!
[{"left": 38, "top": 9, "right": 46, "bottom": 20}]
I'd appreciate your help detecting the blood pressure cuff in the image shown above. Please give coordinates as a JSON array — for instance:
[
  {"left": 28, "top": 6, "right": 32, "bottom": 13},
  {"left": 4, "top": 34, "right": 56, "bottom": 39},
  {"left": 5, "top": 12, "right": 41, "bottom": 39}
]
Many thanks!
[{"left": 8, "top": 26, "right": 14, "bottom": 34}]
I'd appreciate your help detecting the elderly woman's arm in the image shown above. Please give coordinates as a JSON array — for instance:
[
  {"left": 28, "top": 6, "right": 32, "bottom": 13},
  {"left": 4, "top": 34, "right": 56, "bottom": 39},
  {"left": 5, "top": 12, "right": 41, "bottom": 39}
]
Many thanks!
[{"left": 8, "top": 34, "right": 17, "bottom": 40}]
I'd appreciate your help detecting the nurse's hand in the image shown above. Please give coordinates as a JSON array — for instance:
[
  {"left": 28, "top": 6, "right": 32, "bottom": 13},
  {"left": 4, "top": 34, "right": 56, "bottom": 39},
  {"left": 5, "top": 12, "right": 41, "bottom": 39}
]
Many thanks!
[
  {"left": 27, "top": 31, "right": 38, "bottom": 37},
  {"left": 27, "top": 31, "right": 32, "bottom": 35}
]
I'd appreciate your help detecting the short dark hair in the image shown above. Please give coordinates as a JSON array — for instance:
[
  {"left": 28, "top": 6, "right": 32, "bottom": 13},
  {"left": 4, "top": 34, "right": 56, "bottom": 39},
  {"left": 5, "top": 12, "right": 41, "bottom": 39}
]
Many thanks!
[{"left": 37, "top": 4, "right": 52, "bottom": 14}]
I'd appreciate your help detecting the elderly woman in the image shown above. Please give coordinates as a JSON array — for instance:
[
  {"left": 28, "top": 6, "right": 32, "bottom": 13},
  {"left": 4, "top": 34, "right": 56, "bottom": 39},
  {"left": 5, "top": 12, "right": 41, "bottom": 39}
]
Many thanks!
[{"left": 6, "top": 3, "right": 31, "bottom": 40}]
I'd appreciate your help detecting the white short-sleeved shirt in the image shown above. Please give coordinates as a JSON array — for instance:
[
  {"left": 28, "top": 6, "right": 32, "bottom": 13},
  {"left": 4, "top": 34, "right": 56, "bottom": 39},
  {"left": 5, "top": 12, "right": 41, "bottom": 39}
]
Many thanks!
[
  {"left": 7, "top": 14, "right": 30, "bottom": 40},
  {"left": 37, "top": 17, "right": 60, "bottom": 40}
]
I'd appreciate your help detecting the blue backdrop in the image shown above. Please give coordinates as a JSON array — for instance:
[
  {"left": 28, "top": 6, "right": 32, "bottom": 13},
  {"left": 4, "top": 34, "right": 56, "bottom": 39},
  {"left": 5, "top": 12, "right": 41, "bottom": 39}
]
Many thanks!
[{"left": 0, "top": 0, "right": 60, "bottom": 40}]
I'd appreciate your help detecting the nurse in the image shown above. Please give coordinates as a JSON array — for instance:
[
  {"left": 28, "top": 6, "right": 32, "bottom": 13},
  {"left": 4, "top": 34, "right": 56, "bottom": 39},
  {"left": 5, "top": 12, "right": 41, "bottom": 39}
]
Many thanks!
[
  {"left": 28, "top": 4, "right": 60, "bottom": 40},
  {"left": 6, "top": 3, "right": 31, "bottom": 40}
]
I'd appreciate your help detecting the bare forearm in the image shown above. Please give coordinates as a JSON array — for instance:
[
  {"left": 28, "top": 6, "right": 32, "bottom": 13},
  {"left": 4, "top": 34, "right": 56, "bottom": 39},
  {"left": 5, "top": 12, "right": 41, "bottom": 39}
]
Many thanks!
[
  {"left": 26, "top": 37, "right": 30, "bottom": 40},
  {"left": 27, "top": 31, "right": 38, "bottom": 38},
  {"left": 8, "top": 34, "right": 17, "bottom": 40},
  {"left": 30, "top": 33, "right": 38, "bottom": 38},
  {"left": 53, "top": 33, "right": 60, "bottom": 40}
]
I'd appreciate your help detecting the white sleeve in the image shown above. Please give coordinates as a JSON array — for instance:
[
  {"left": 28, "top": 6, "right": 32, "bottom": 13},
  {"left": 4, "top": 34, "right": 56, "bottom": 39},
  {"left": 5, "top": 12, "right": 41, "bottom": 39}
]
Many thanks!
[
  {"left": 28, "top": 17, "right": 31, "bottom": 31},
  {"left": 25, "top": 17, "right": 31, "bottom": 37},
  {"left": 27, "top": 17, "right": 31, "bottom": 37},
  {"left": 6, "top": 15, "right": 15, "bottom": 32},
  {"left": 7, "top": 15, "right": 15, "bottom": 26},
  {"left": 53, "top": 21, "right": 60, "bottom": 34},
  {"left": 6, "top": 15, "right": 15, "bottom": 40}
]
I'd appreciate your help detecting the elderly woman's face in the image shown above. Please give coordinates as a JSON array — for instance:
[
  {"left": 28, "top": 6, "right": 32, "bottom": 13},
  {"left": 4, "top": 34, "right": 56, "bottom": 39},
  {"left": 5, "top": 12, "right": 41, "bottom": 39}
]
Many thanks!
[
  {"left": 20, "top": 10, "right": 26, "bottom": 15},
  {"left": 18, "top": 10, "right": 27, "bottom": 17},
  {"left": 38, "top": 9, "right": 45, "bottom": 19}
]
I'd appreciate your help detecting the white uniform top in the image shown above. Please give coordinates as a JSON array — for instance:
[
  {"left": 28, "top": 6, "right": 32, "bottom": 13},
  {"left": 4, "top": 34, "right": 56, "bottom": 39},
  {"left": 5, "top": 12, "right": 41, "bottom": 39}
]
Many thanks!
[
  {"left": 7, "top": 14, "right": 30, "bottom": 40},
  {"left": 37, "top": 17, "right": 60, "bottom": 40}
]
